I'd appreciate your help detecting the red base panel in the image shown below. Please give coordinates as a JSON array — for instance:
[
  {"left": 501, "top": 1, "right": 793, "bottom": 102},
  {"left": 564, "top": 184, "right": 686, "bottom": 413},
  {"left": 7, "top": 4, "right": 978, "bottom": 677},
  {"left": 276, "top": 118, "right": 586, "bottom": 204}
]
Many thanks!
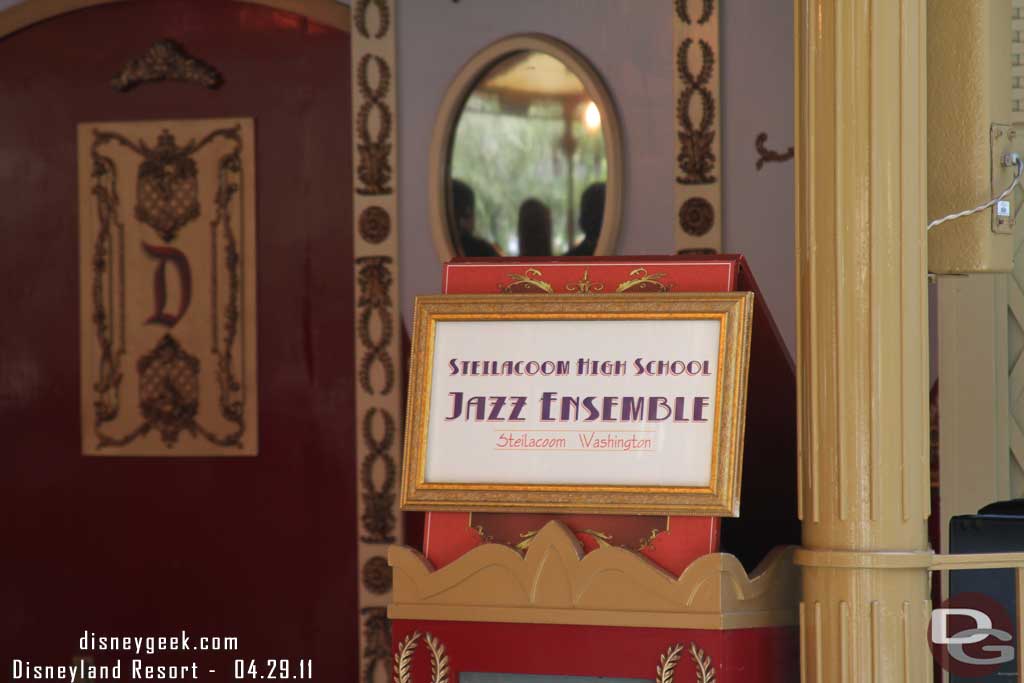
[{"left": 391, "top": 619, "right": 798, "bottom": 683}]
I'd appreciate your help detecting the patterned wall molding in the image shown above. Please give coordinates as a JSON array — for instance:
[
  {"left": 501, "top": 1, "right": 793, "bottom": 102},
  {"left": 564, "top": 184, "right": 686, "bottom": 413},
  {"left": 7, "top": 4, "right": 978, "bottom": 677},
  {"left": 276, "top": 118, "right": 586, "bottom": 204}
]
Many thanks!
[
  {"left": 352, "top": 1, "right": 401, "bottom": 681},
  {"left": 673, "top": 0, "right": 721, "bottom": 253}
]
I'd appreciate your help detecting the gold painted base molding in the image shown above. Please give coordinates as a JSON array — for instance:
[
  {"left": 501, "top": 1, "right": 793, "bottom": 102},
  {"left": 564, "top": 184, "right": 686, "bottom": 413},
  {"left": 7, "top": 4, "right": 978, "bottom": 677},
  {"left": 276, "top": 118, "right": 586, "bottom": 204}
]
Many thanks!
[{"left": 388, "top": 521, "right": 798, "bottom": 630}]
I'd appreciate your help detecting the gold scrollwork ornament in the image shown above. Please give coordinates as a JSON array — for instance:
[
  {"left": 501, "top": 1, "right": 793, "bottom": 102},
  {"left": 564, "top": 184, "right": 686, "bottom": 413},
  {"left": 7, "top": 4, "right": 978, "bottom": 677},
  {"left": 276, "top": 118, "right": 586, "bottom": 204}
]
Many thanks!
[
  {"left": 754, "top": 131, "right": 794, "bottom": 170},
  {"left": 566, "top": 269, "right": 604, "bottom": 294},
  {"left": 615, "top": 267, "right": 672, "bottom": 293},
  {"left": 515, "top": 527, "right": 612, "bottom": 551},
  {"left": 637, "top": 527, "right": 662, "bottom": 551},
  {"left": 500, "top": 268, "right": 554, "bottom": 294},
  {"left": 657, "top": 643, "right": 716, "bottom": 683},
  {"left": 393, "top": 632, "right": 449, "bottom": 683},
  {"left": 514, "top": 530, "right": 538, "bottom": 551}
]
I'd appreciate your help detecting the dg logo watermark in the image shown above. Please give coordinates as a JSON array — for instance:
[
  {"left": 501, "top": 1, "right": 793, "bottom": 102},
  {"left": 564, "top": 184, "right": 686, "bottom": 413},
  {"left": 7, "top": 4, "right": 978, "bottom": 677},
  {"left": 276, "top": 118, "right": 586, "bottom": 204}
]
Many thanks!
[{"left": 929, "top": 592, "right": 1016, "bottom": 678}]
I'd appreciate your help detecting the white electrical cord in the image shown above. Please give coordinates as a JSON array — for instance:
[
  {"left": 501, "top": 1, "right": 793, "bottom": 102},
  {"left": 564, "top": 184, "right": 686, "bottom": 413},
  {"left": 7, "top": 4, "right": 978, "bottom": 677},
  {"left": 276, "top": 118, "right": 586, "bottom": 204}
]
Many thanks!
[{"left": 927, "top": 154, "right": 1024, "bottom": 231}]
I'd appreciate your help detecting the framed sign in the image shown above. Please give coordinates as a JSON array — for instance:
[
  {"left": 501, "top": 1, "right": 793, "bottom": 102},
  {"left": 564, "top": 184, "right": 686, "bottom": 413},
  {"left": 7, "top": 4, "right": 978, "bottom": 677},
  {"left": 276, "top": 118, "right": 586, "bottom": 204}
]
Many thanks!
[{"left": 400, "top": 292, "right": 754, "bottom": 516}]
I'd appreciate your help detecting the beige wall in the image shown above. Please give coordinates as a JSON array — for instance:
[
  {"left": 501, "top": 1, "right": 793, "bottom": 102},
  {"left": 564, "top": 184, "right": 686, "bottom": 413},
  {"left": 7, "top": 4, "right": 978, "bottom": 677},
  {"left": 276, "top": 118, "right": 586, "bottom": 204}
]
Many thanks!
[
  {"left": 0, "top": 0, "right": 798, "bottom": 353},
  {"left": 396, "top": 0, "right": 797, "bottom": 355}
]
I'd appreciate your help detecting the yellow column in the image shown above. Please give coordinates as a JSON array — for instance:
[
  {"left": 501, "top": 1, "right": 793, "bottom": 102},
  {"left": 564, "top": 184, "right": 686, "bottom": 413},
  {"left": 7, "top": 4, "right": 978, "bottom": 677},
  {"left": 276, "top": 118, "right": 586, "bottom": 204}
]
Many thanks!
[{"left": 794, "top": 1, "right": 933, "bottom": 682}]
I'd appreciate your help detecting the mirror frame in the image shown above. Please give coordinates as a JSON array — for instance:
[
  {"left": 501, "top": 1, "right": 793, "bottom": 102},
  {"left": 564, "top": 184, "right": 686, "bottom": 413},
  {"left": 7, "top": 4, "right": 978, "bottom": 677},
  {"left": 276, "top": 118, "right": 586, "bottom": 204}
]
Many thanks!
[{"left": 429, "top": 33, "right": 624, "bottom": 261}]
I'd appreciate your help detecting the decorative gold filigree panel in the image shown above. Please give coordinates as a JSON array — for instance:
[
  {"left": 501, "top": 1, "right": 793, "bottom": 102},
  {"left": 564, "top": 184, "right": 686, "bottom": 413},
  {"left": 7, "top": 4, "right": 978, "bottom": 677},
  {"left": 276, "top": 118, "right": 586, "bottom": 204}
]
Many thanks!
[
  {"left": 77, "top": 118, "right": 257, "bottom": 456},
  {"left": 674, "top": 0, "right": 721, "bottom": 253},
  {"left": 352, "top": 1, "right": 402, "bottom": 682}
]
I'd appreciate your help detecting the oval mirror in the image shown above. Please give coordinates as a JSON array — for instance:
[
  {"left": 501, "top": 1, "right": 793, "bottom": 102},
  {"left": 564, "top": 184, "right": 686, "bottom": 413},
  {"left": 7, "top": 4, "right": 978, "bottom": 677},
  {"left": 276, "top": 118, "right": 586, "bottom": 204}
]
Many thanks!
[{"left": 430, "top": 35, "right": 622, "bottom": 259}]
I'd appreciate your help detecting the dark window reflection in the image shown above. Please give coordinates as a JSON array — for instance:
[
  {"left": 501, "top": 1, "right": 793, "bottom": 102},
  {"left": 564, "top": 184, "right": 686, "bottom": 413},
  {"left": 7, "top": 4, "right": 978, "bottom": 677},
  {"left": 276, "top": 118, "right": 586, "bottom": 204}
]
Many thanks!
[
  {"left": 452, "top": 179, "right": 501, "bottom": 257},
  {"left": 517, "top": 197, "right": 551, "bottom": 256},
  {"left": 566, "top": 182, "right": 605, "bottom": 257},
  {"left": 448, "top": 51, "right": 609, "bottom": 257}
]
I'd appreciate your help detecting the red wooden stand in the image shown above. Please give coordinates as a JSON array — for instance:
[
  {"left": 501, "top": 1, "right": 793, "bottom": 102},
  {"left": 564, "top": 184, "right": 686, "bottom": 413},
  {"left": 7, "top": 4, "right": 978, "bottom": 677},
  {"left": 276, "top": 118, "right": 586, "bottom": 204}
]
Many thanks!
[
  {"left": 391, "top": 256, "right": 799, "bottom": 682},
  {"left": 425, "top": 255, "right": 798, "bottom": 573}
]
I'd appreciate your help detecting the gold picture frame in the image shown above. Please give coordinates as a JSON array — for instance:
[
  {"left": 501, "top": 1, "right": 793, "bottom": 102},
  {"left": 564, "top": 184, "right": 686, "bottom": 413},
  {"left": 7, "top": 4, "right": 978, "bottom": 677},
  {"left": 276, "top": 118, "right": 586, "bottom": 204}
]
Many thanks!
[{"left": 401, "top": 292, "right": 754, "bottom": 516}]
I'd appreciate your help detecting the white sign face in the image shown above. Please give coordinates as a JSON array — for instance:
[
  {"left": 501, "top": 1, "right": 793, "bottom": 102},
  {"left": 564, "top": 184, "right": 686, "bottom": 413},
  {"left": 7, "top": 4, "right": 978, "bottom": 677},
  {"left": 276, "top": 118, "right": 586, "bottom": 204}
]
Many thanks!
[
  {"left": 424, "top": 319, "right": 721, "bottom": 488},
  {"left": 401, "top": 293, "right": 753, "bottom": 516}
]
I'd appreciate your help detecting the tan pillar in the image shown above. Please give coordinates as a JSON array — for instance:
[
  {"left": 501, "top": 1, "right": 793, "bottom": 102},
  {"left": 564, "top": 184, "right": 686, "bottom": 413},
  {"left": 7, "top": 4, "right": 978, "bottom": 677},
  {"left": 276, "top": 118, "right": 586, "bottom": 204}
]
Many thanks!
[{"left": 794, "top": 1, "right": 933, "bottom": 681}]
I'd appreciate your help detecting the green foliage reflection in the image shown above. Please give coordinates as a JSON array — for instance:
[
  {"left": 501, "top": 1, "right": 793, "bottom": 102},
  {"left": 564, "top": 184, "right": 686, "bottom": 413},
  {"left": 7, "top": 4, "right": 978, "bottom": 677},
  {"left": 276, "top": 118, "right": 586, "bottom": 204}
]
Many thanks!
[{"left": 450, "top": 93, "right": 607, "bottom": 256}]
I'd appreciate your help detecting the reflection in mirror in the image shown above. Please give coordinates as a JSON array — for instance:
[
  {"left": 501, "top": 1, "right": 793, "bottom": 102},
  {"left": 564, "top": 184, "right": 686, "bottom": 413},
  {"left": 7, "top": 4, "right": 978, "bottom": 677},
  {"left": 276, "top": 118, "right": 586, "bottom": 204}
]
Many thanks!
[{"left": 447, "top": 50, "right": 609, "bottom": 257}]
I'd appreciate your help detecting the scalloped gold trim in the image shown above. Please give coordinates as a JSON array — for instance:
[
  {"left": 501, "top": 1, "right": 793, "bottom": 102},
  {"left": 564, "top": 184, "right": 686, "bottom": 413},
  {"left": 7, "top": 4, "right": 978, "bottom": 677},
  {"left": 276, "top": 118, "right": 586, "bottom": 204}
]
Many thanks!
[{"left": 388, "top": 521, "right": 797, "bottom": 630}]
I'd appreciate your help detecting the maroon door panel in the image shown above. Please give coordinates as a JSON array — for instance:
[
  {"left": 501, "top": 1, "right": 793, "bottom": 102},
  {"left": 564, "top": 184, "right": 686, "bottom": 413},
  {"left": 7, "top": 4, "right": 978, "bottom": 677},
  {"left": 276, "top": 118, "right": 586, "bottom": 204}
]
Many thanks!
[{"left": 0, "top": 1, "right": 356, "bottom": 677}]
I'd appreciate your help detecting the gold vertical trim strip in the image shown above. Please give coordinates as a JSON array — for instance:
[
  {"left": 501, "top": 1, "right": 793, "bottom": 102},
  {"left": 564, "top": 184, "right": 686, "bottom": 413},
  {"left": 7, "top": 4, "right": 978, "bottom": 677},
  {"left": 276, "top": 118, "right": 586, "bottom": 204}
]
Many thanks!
[
  {"left": 797, "top": 433, "right": 805, "bottom": 520},
  {"left": 869, "top": 0, "right": 894, "bottom": 525},
  {"left": 872, "top": 0, "right": 888, "bottom": 528},
  {"left": 893, "top": 0, "right": 909, "bottom": 525},
  {"left": 832, "top": 0, "right": 849, "bottom": 525},
  {"left": 818, "top": 0, "right": 839, "bottom": 528},
  {"left": 800, "top": 0, "right": 824, "bottom": 525},
  {"left": 672, "top": 0, "right": 722, "bottom": 253},
  {"left": 352, "top": 2, "right": 401, "bottom": 682},
  {"left": 799, "top": 601, "right": 808, "bottom": 683},
  {"left": 870, "top": 600, "right": 881, "bottom": 683},
  {"left": 814, "top": 601, "right": 823, "bottom": 683},
  {"left": 839, "top": 601, "right": 849, "bottom": 683},
  {"left": 901, "top": 601, "right": 912, "bottom": 683},
  {"left": 794, "top": 0, "right": 806, "bottom": 523},
  {"left": 824, "top": 0, "right": 837, "bottom": 528},
  {"left": 895, "top": 0, "right": 908, "bottom": 525},
  {"left": 917, "top": 0, "right": 931, "bottom": 523},
  {"left": 904, "top": 0, "right": 930, "bottom": 523},
  {"left": 923, "top": 599, "right": 934, "bottom": 683}
]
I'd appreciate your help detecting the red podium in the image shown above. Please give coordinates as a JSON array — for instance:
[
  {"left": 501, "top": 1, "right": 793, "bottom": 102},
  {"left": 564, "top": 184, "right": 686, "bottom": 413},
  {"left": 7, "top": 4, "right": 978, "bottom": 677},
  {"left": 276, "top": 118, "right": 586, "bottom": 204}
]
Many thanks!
[{"left": 389, "top": 256, "right": 799, "bottom": 683}]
